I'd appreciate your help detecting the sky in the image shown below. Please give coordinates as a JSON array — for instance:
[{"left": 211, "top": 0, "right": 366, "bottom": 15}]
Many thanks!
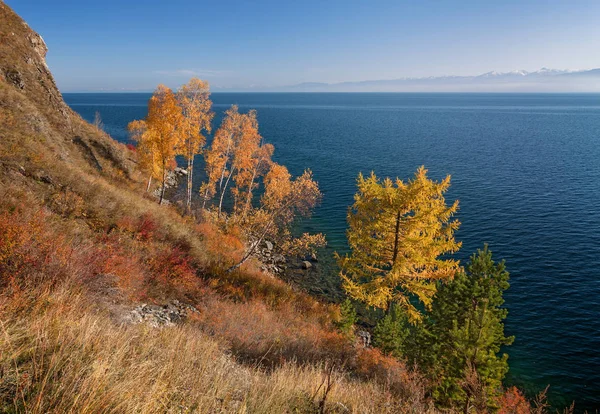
[{"left": 6, "top": 0, "right": 600, "bottom": 91}]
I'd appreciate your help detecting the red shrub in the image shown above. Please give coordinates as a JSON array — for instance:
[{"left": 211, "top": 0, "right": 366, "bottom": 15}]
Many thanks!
[
  {"left": 498, "top": 387, "right": 531, "bottom": 414},
  {"left": 147, "top": 247, "right": 201, "bottom": 299},
  {"left": 102, "top": 242, "right": 147, "bottom": 300},
  {"left": 126, "top": 143, "right": 136, "bottom": 152},
  {"left": 137, "top": 213, "right": 158, "bottom": 241},
  {"left": 0, "top": 208, "right": 105, "bottom": 298}
]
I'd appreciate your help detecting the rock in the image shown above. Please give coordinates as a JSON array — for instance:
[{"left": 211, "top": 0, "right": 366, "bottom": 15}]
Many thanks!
[
  {"left": 310, "top": 253, "right": 318, "bottom": 262},
  {"left": 128, "top": 300, "right": 198, "bottom": 328},
  {"left": 5, "top": 69, "right": 24, "bottom": 89},
  {"left": 302, "top": 261, "right": 312, "bottom": 270},
  {"left": 273, "top": 254, "right": 286, "bottom": 264},
  {"left": 357, "top": 330, "right": 371, "bottom": 348},
  {"left": 265, "top": 240, "right": 273, "bottom": 251}
]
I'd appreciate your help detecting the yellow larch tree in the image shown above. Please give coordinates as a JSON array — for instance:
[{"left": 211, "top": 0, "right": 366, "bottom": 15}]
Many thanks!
[
  {"left": 176, "top": 78, "right": 214, "bottom": 213},
  {"left": 338, "top": 166, "right": 461, "bottom": 321}
]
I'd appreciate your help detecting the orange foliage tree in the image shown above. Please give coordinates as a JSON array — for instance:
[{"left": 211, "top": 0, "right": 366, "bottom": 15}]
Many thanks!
[
  {"left": 128, "top": 85, "right": 182, "bottom": 204},
  {"left": 226, "top": 164, "right": 324, "bottom": 272},
  {"left": 200, "top": 105, "right": 242, "bottom": 210},
  {"left": 128, "top": 119, "right": 159, "bottom": 192},
  {"left": 197, "top": 104, "right": 325, "bottom": 270},
  {"left": 201, "top": 106, "right": 272, "bottom": 216},
  {"left": 176, "top": 78, "right": 214, "bottom": 212}
]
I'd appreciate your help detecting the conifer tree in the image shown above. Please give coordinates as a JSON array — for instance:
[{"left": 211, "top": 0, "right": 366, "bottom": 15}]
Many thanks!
[
  {"left": 406, "top": 245, "right": 514, "bottom": 411},
  {"left": 335, "top": 298, "right": 358, "bottom": 338},
  {"left": 372, "top": 303, "right": 409, "bottom": 358},
  {"left": 338, "top": 166, "right": 461, "bottom": 320}
]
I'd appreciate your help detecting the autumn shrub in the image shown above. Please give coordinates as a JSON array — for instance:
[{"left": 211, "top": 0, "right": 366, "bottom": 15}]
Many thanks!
[
  {"left": 146, "top": 245, "right": 204, "bottom": 300},
  {"left": 101, "top": 239, "right": 147, "bottom": 300},
  {"left": 136, "top": 212, "right": 160, "bottom": 241},
  {"left": 0, "top": 208, "right": 88, "bottom": 289},
  {"left": 498, "top": 386, "right": 531, "bottom": 414},
  {"left": 196, "top": 221, "right": 244, "bottom": 270}
]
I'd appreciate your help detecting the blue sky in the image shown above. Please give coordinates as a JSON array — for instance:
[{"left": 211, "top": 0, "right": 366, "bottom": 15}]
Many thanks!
[{"left": 7, "top": 0, "right": 600, "bottom": 91}]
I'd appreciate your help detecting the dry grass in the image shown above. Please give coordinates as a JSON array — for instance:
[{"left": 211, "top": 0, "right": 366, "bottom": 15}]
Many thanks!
[{"left": 0, "top": 284, "right": 434, "bottom": 414}]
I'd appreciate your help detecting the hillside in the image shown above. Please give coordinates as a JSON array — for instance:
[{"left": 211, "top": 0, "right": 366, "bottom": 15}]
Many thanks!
[{"left": 0, "top": 4, "right": 437, "bottom": 413}]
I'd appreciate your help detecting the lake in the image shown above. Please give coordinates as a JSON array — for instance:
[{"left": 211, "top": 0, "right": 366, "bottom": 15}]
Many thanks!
[{"left": 64, "top": 92, "right": 600, "bottom": 410}]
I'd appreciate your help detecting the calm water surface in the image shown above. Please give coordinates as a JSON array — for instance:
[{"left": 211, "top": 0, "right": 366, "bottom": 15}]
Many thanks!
[{"left": 64, "top": 92, "right": 600, "bottom": 410}]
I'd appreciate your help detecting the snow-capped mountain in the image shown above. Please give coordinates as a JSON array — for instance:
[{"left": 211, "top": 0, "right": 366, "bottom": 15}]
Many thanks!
[{"left": 216, "top": 68, "right": 600, "bottom": 92}]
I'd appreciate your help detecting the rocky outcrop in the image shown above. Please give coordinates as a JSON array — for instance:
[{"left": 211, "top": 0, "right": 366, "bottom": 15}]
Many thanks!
[
  {"left": 127, "top": 300, "right": 199, "bottom": 328},
  {"left": 252, "top": 239, "right": 321, "bottom": 277},
  {"left": 0, "top": 4, "right": 72, "bottom": 129},
  {"left": 0, "top": 3, "right": 134, "bottom": 178}
]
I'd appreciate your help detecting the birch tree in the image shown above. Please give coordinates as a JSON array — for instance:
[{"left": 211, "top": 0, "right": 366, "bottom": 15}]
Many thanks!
[{"left": 176, "top": 78, "right": 213, "bottom": 212}]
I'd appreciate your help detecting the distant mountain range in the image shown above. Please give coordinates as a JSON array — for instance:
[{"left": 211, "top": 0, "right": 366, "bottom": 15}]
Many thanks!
[{"left": 215, "top": 68, "right": 600, "bottom": 92}]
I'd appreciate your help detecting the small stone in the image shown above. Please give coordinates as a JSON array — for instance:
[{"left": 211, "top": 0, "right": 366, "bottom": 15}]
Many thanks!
[
  {"left": 310, "top": 253, "right": 318, "bottom": 262},
  {"left": 273, "top": 254, "right": 286, "bottom": 264},
  {"left": 265, "top": 240, "right": 274, "bottom": 251},
  {"left": 302, "top": 261, "right": 312, "bottom": 270}
]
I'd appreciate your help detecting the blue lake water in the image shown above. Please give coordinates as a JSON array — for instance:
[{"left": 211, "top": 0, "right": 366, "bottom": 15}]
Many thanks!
[{"left": 64, "top": 92, "right": 600, "bottom": 411}]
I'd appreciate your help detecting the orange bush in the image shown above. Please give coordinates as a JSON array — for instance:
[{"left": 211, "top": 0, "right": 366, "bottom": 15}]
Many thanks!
[
  {"left": 196, "top": 221, "right": 244, "bottom": 270},
  {"left": 1, "top": 209, "right": 77, "bottom": 287},
  {"left": 498, "top": 387, "right": 531, "bottom": 414},
  {"left": 102, "top": 241, "right": 147, "bottom": 300},
  {"left": 353, "top": 347, "right": 427, "bottom": 402},
  {"left": 146, "top": 246, "right": 203, "bottom": 300}
]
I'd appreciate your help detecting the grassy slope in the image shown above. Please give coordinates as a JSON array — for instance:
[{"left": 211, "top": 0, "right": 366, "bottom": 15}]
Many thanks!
[{"left": 0, "top": 4, "right": 435, "bottom": 413}]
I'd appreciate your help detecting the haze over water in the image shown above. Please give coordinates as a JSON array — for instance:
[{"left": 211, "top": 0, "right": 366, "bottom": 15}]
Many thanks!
[{"left": 64, "top": 92, "right": 600, "bottom": 410}]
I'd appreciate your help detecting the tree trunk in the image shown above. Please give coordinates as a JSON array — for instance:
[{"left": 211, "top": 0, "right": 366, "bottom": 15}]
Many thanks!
[
  {"left": 218, "top": 164, "right": 236, "bottom": 216},
  {"left": 146, "top": 175, "right": 152, "bottom": 192},
  {"left": 218, "top": 133, "right": 233, "bottom": 193},
  {"left": 392, "top": 210, "right": 401, "bottom": 265},
  {"left": 243, "top": 165, "right": 258, "bottom": 219},
  {"left": 202, "top": 186, "right": 210, "bottom": 210},
  {"left": 186, "top": 155, "right": 193, "bottom": 213},
  {"left": 159, "top": 162, "right": 166, "bottom": 205},
  {"left": 226, "top": 217, "right": 275, "bottom": 273}
]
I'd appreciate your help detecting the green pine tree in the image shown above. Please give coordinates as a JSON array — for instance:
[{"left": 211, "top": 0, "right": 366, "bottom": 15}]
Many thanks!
[
  {"left": 335, "top": 298, "right": 357, "bottom": 338},
  {"left": 373, "top": 303, "right": 409, "bottom": 358},
  {"left": 406, "top": 245, "right": 514, "bottom": 411}
]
